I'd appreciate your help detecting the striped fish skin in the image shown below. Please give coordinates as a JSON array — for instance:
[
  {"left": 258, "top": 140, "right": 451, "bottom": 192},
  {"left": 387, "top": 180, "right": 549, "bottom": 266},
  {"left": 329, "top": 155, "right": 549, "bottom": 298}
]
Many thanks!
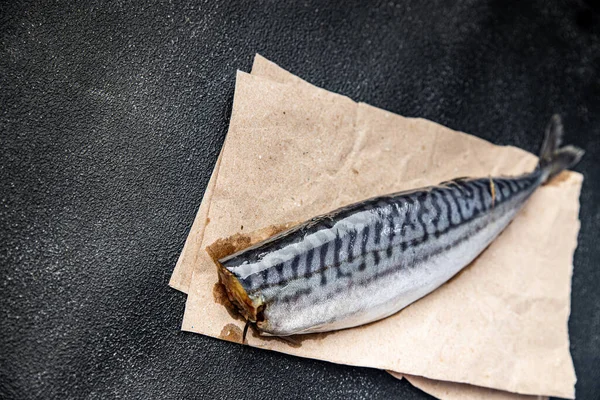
[{"left": 217, "top": 115, "right": 584, "bottom": 336}]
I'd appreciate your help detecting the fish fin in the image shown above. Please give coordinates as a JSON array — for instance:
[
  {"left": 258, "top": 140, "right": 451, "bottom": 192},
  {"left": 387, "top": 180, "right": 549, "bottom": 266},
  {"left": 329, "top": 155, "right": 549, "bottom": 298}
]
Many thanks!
[
  {"left": 242, "top": 320, "right": 251, "bottom": 345},
  {"left": 489, "top": 177, "right": 496, "bottom": 208},
  {"left": 538, "top": 114, "right": 584, "bottom": 183},
  {"left": 440, "top": 176, "right": 470, "bottom": 185},
  {"left": 276, "top": 335, "right": 301, "bottom": 346}
]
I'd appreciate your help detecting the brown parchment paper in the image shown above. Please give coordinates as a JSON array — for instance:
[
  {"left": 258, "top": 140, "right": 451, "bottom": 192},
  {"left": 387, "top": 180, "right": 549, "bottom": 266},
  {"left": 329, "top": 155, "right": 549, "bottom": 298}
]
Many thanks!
[{"left": 173, "top": 55, "right": 580, "bottom": 399}]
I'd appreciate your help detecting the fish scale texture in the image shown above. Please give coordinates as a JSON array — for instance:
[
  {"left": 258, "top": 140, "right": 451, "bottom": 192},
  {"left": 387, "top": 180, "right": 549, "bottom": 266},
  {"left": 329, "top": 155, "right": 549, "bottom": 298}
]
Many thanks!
[{"left": 1, "top": 0, "right": 599, "bottom": 399}]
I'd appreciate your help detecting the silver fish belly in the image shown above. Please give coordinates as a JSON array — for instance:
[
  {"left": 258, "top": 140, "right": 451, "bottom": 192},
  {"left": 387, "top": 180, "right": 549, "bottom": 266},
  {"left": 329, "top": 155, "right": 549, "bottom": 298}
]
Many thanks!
[{"left": 216, "top": 115, "right": 583, "bottom": 336}]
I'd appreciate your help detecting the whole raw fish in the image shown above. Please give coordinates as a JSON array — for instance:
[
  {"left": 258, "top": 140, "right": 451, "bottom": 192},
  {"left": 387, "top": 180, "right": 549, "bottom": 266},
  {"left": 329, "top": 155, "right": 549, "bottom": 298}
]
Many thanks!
[{"left": 217, "top": 115, "right": 583, "bottom": 336}]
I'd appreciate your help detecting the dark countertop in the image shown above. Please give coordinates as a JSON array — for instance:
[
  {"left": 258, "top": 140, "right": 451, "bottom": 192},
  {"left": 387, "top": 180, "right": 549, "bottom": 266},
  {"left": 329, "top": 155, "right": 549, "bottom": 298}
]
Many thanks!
[{"left": 1, "top": 1, "right": 599, "bottom": 399}]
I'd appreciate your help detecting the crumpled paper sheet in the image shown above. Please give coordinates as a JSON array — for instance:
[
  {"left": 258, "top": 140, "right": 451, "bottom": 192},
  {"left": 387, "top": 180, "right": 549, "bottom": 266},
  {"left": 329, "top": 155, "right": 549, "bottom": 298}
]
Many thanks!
[{"left": 171, "top": 55, "right": 581, "bottom": 399}]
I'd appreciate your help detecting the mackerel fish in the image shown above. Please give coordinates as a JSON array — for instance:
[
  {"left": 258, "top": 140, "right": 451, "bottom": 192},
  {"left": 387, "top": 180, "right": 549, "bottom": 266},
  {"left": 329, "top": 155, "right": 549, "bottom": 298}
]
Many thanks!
[{"left": 217, "top": 115, "right": 583, "bottom": 336}]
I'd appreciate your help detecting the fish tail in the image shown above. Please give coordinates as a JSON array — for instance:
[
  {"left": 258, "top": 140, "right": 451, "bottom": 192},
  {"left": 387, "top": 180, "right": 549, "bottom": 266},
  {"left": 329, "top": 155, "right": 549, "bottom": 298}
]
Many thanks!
[{"left": 537, "top": 114, "right": 584, "bottom": 183}]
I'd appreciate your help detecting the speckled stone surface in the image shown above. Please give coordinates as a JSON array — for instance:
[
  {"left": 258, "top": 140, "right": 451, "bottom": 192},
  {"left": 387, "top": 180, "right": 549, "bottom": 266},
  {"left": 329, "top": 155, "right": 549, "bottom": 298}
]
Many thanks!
[{"left": 1, "top": 1, "right": 599, "bottom": 399}]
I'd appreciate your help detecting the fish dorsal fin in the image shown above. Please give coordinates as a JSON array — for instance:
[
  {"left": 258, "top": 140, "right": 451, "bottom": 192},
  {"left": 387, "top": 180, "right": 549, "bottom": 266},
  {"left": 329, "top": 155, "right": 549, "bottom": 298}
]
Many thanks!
[{"left": 440, "top": 176, "right": 470, "bottom": 186}]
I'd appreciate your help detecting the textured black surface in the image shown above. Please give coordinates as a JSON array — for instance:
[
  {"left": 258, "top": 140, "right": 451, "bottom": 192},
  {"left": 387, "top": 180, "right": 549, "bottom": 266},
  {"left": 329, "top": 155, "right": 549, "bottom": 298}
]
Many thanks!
[{"left": 1, "top": 1, "right": 599, "bottom": 399}]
